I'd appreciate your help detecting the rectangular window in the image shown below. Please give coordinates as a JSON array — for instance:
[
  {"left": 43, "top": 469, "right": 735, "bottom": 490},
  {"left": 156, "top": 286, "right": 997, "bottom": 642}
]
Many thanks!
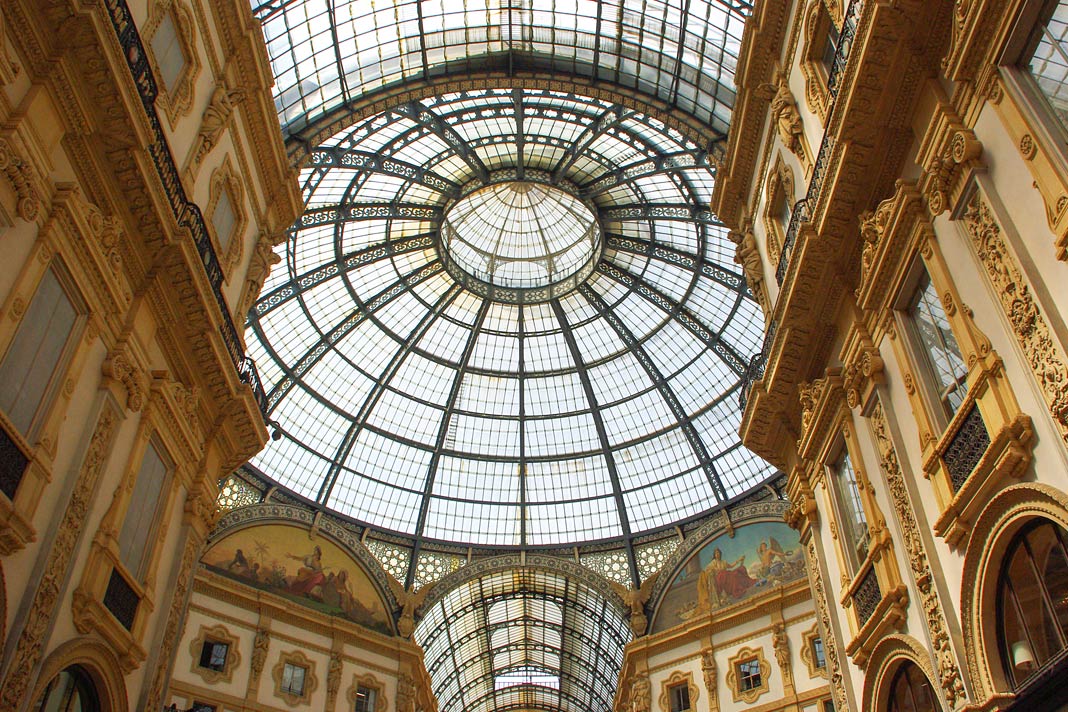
[
  {"left": 1021, "top": 1, "right": 1068, "bottom": 131},
  {"left": 833, "top": 448, "right": 870, "bottom": 570},
  {"left": 822, "top": 19, "right": 841, "bottom": 75},
  {"left": 0, "top": 267, "right": 80, "bottom": 435},
  {"left": 354, "top": 685, "right": 377, "bottom": 712},
  {"left": 151, "top": 11, "right": 185, "bottom": 93},
  {"left": 198, "top": 641, "right": 229, "bottom": 672},
  {"left": 812, "top": 636, "right": 826, "bottom": 669},
  {"left": 778, "top": 190, "right": 792, "bottom": 232},
  {"left": 906, "top": 271, "right": 968, "bottom": 419},
  {"left": 212, "top": 188, "right": 236, "bottom": 251},
  {"left": 669, "top": 682, "right": 691, "bottom": 712},
  {"left": 117, "top": 440, "right": 171, "bottom": 579},
  {"left": 738, "top": 658, "right": 762, "bottom": 692},
  {"left": 281, "top": 663, "right": 306, "bottom": 696},
  {"left": 823, "top": 700, "right": 836, "bottom": 712}
]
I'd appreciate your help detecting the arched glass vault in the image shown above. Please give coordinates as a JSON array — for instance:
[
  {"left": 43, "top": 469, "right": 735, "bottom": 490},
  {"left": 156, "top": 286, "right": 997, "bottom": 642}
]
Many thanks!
[
  {"left": 250, "top": 0, "right": 750, "bottom": 148},
  {"left": 415, "top": 567, "right": 631, "bottom": 712}
]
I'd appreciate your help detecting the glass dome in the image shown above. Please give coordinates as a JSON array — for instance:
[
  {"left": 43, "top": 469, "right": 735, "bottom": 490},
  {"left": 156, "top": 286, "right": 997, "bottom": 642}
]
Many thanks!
[
  {"left": 440, "top": 182, "right": 601, "bottom": 299},
  {"left": 244, "top": 87, "right": 772, "bottom": 551}
]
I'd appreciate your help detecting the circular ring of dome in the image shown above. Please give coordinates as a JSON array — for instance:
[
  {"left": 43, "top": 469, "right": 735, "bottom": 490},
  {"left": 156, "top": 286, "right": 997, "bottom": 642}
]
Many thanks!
[{"left": 439, "top": 181, "right": 603, "bottom": 304}]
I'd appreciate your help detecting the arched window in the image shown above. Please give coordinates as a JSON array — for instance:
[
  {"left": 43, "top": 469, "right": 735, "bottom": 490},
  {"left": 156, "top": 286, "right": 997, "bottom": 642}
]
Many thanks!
[
  {"left": 886, "top": 661, "right": 939, "bottom": 712},
  {"left": 33, "top": 666, "right": 99, "bottom": 712},
  {"left": 997, "top": 519, "right": 1068, "bottom": 689}
]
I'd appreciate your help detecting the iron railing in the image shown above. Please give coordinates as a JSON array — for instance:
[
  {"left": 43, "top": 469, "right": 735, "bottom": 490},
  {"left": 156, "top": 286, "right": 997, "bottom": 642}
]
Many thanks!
[
  {"left": 742, "top": 0, "right": 863, "bottom": 411},
  {"left": 103, "top": 0, "right": 267, "bottom": 413}
]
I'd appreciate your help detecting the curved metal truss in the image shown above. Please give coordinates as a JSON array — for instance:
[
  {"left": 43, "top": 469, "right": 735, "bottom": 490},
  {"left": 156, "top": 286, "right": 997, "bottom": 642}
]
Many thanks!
[
  {"left": 250, "top": 0, "right": 750, "bottom": 149},
  {"left": 244, "top": 88, "right": 774, "bottom": 582},
  {"left": 414, "top": 567, "right": 631, "bottom": 712}
]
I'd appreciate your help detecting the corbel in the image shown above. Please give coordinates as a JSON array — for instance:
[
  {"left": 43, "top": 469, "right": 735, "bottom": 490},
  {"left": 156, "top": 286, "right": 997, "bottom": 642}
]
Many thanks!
[{"left": 101, "top": 336, "right": 150, "bottom": 412}]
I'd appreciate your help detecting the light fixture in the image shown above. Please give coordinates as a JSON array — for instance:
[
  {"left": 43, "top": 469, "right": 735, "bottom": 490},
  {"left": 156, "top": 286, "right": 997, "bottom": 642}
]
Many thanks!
[{"left": 1011, "top": 640, "right": 1035, "bottom": 672}]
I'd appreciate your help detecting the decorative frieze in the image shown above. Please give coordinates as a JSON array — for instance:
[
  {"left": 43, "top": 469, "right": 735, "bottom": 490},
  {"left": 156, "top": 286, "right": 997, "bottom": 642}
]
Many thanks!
[
  {"left": 869, "top": 401, "right": 967, "bottom": 706},
  {"left": 805, "top": 540, "right": 849, "bottom": 711},
  {"left": 960, "top": 190, "right": 1068, "bottom": 443}
]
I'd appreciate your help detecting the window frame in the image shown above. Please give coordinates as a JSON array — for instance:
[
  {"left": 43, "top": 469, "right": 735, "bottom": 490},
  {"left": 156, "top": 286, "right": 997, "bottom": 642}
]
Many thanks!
[
  {"left": 726, "top": 646, "right": 770, "bottom": 704},
  {"left": 188, "top": 625, "right": 241, "bottom": 685},
  {"left": 273, "top": 650, "right": 317, "bottom": 707},
  {"left": 144, "top": 0, "right": 201, "bottom": 126},
  {"left": 347, "top": 674, "right": 386, "bottom": 712},
  {"left": 116, "top": 436, "right": 175, "bottom": 582}
]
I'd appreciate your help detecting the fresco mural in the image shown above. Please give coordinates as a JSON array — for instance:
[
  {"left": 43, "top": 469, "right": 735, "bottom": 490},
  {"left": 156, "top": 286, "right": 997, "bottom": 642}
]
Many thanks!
[
  {"left": 651, "top": 521, "right": 806, "bottom": 633},
  {"left": 202, "top": 523, "right": 392, "bottom": 636}
]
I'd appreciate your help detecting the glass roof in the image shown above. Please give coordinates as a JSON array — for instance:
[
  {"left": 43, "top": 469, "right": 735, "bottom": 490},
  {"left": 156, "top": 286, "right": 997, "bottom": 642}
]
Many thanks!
[
  {"left": 441, "top": 182, "right": 601, "bottom": 296},
  {"left": 415, "top": 568, "right": 630, "bottom": 712},
  {"left": 244, "top": 87, "right": 773, "bottom": 555},
  {"left": 250, "top": 0, "right": 749, "bottom": 145}
]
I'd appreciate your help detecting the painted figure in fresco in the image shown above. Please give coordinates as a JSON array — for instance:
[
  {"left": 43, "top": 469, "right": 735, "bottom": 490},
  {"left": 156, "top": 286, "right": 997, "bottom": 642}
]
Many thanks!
[
  {"left": 698, "top": 547, "right": 757, "bottom": 608},
  {"left": 757, "top": 537, "right": 789, "bottom": 576},
  {"left": 287, "top": 545, "right": 329, "bottom": 596}
]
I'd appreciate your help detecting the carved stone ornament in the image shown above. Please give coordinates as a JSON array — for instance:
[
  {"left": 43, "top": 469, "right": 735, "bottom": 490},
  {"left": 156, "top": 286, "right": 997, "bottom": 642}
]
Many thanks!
[
  {"left": 858, "top": 197, "right": 892, "bottom": 291},
  {"left": 870, "top": 401, "right": 966, "bottom": 705},
  {"left": 396, "top": 672, "right": 417, "bottom": 712},
  {"left": 773, "top": 623, "right": 791, "bottom": 676},
  {"left": 631, "top": 673, "right": 651, "bottom": 712},
  {"left": 805, "top": 540, "right": 849, "bottom": 711},
  {"left": 768, "top": 71, "right": 809, "bottom": 166},
  {"left": 0, "top": 137, "right": 42, "bottom": 222},
  {"left": 701, "top": 648, "right": 717, "bottom": 696},
  {"left": 961, "top": 191, "right": 1068, "bottom": 442},
  {"left": 102, "top": 341, "right": 147, "bottom": 411},
  {"left": 924, "top": 128, "right": 983, "bottom": 216},
  {"left": 326, "top": 653, "right": 342, "bottom": 707},
  {"left": 658, "top": 670, "right": 700, "bottom": 712},
  {"left": 250, "top": 628, "right": 270, "bottom": 681},
  {"left": 610, "top": 571, "right": 659, "bottom": 637},
  {"left": 189, "top": 84, "right": 244, "bottom": 174},
  {"left": 0, "top": 405, "right": 119, "bottom": 711}
]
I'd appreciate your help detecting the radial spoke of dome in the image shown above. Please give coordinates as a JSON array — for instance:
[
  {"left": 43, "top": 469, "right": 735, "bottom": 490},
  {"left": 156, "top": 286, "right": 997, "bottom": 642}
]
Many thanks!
[
  {"left": 514, "top": 89, "right": 526, "bottom": 181},
  {"left": 603, "top": 233, "right": 748, "bottom": 296},
  {"left": 395, "top": 102, "right": 490, "bottom": 183},
  {"left": 308, "top": 147, "right": 462, "bottom": 198},
  {"left": 317, "top": 284, "right": 463, "bottom": 503},
  {"left": 551, "top": 104, "right": 628, "bottom": 182},
  {"left": 598, "top": 203, "right": 723, "bottom": 226},
  {"left": 251, "top": 233, "right": 436, "bottom": 320},
  {"left": 550, "top": 299, "right": 640, "bottom": 588},
  {"left": 579, "top": 284, "right": 727, "bottom": 502},
  {"left": 579, "top": 149, "right": 711, "bottom": 199},
  {"left": 596, "top": 261, "right": 748, "bottom": 377},
  {"left": 406, "top": 299, "right": 494, "bottom": 588},
  {"left": 300, "top": 201, "right": 443, "bottom": 227},
  {"left": 263, "top": 260, "right": 444, "bottom": 412},
  {"left": 518, "top": 306, "right": 528, "bottom": 545}
]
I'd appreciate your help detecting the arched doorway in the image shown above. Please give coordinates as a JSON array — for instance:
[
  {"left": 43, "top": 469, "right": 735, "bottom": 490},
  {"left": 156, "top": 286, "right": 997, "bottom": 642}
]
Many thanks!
[
  {"left": 33, "top": 665, "right": 100, "bottom": 712},
  {"left": 886, "top": 661, "right": 940, "bottom": 712}
]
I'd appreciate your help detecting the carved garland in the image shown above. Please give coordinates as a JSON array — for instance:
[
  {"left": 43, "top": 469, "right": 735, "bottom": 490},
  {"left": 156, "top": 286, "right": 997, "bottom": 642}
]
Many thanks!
[
  {"left": 869, "top": 401, "right": 966, "bottom": 706},
  {"left": 960, "top": 190, "right": 1068, "bottom": 443}
]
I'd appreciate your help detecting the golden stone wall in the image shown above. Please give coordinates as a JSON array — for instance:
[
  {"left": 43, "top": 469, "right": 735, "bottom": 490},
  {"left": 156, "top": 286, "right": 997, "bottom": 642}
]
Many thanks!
[
  {"left": 0, "top": 0, "right": 298, "bottom": 709},
  {"left": 716, "top": 0, "right": 1068, "bottom": 710}
]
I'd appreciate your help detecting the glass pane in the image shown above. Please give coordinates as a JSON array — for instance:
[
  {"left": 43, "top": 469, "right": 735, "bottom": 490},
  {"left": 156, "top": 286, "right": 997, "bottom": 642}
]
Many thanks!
[
  {"left": 1005, "top": 537, "right": 1061, "bottom": 667},
  {"left": 152, "top": 13, "right": 184, "bottom": 93},
  {"left": 1024, "top": 1, "right": 1068, "bottom": 129},
  {"left": 834, "top": 449, "right": 869, "bottom": 568},
  {"left": 908, "top": 273, "right": 968, "bottom": 417},
  {"left": 117, "top": 442, "right": 170, "bottom": 578},
  {"left": 0, "top": 268, "right": 77, "bottom": 434},
  {"left": 1028, "top": 522, "right": 1068, "bottom": 641}
]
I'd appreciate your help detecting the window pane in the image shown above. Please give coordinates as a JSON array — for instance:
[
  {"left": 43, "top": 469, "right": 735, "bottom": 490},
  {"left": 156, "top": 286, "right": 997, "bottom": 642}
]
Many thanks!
[
  {"left": 117, "top": 442, "right": 169, "bottom": 578},
  {"left": 213, "top": 189, "right": 236, "bottom": 251},
  {"left": 355, "top": 686, "right": 376, "bottom": 712},
  {"left": 0, "top": 268, "right": 77, "bottom": 434},
  {"left": 834, "top": 449, "right": 869, "bottom": 568},
  {"left": 908, "top": 273, "right": 968, "bottom": 417},
  {"left": 1024, "top": 1, "right": 1068, "bottom": 129},
  {"left": 152, "top": 12, "right": 185, "bottom": 93}
]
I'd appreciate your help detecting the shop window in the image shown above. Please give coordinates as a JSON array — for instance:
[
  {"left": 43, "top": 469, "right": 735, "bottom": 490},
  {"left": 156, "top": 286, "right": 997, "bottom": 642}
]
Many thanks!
[
  {"left": 668, "top": 682, "right": 690, "bottom": 712},
  {"left": 198, "top": 640, "right": 229, "bottom": 672},
  {"left": 0, "top": 266, "right": 83, "bottom": 436},
  {"left": 117, "top": 439, "right": 173, "bottom": 580},
  {"left": 997, "top": 519, "right": 1068, "bottom": 689},
  {"left": 33, "top": 666, "right": 99, "bottom": 712},
  {"left": 886, "top": 661, "right": 940, "bottom": 712},
  {"left": 281, "top": 662, "right": 307, "bottom": 696},
  {"left": 902, "top": 269, "right": 968, "bottom": 424}
]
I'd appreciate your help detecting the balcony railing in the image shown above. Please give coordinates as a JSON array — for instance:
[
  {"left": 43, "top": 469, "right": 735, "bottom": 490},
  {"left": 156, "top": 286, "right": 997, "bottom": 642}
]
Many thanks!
[
  {"left": 103, "top": 0, "right": 267, "bottom": 414},
  {"left": 743, "top": 0, "right": 863, "bottom": 411}
]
